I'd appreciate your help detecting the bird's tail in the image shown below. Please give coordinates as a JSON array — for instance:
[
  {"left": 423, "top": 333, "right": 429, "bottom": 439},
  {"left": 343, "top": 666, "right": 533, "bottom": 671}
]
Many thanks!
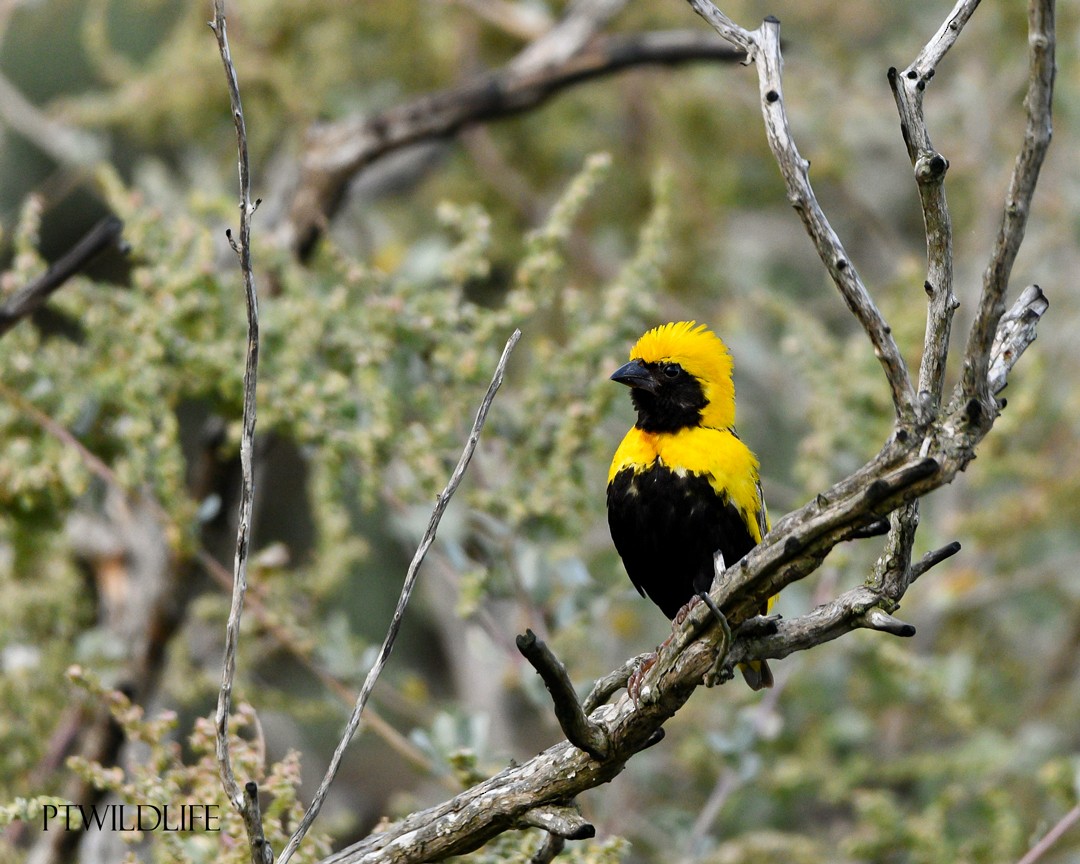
[{"left": 738, "top": 659, "right": 774, "bottom": 690}]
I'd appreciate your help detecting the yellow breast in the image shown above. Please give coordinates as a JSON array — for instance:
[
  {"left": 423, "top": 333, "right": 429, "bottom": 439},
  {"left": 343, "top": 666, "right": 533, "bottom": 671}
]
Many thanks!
[{"left": 608, "top": 426, "right": 765, "bottom": 542}]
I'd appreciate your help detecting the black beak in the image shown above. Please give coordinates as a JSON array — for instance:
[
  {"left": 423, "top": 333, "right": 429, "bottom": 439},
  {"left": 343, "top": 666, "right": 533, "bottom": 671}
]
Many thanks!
[{"left": 610, "top": 359, "right": 660, "bottom": 394}]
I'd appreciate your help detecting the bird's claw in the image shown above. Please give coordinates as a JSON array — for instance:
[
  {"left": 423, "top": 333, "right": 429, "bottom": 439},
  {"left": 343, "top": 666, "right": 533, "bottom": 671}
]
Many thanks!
[{"left": 626, "top": 651, "right": 658, "bottom": 706}]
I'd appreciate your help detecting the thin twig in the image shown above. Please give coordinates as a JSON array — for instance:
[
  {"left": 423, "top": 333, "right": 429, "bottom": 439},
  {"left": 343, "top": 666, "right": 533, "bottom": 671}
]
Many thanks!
[
  {"left": 208, "top": 4, "right": 267, "bottom": 860},
  {"left": 906, "top": 0, "right": 982, "bottom": 75},
  {"left": 277, "top": 329, "right": 521, "bottom": 864},
  {"left": 1015, "top": 804, "right": 1080, "bottom": 864},
  {"left": 0, "top": 215, "right": 124, "bottom": 338},
  {"left": 681, "top": 1, "right": 753, "bottom": 55},
  {"left": 909, "top": 540, "right": 962, "bottom": 582}
]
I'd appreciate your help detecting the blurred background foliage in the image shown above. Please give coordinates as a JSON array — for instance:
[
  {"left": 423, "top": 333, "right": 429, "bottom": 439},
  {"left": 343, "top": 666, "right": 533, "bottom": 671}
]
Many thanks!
[{"left": 0, "top": 0, "right": 1078, "bottom": 862}]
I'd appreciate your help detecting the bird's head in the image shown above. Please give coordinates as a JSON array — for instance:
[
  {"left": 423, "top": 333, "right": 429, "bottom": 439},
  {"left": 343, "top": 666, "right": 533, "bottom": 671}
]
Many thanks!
[{"left": 611, "top": 321, "right": 736, "bottom": 432}]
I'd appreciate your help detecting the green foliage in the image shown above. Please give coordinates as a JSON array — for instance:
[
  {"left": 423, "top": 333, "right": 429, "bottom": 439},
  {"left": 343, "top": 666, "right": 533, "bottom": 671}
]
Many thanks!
[{"left": 61, "top": 667, "right": 331, "bottom": 864}]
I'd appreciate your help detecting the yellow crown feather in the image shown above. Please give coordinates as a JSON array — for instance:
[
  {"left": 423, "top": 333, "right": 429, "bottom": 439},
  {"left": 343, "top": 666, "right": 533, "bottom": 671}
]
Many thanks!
[{"left": 630, "top": 321, "right": 736, "bottom": 429}]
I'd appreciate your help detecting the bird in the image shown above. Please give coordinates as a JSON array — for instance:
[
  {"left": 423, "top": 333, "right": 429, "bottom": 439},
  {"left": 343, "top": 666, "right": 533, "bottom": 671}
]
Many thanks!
[{"left": 607, "top": 320, "right": 774, "bottom": 690}]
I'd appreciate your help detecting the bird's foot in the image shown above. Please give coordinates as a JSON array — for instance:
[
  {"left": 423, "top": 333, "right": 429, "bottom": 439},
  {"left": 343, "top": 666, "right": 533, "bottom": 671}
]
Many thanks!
[
  {"left": 626, "top": 651, "right": 658, "bottom": 705},
  {"left": 672, "top": 595, "right": 701, "bottom": 628}
]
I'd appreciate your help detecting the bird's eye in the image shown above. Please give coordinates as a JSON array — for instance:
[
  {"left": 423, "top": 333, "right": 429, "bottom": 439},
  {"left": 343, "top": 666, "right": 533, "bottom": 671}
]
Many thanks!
[{"left": 663, "top": 364, "right": 681, "bottom": 379}]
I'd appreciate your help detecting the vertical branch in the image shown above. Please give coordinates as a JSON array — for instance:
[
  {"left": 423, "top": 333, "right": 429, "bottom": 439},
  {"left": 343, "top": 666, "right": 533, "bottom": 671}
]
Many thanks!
[
  {"left": 878, "top": 0, "right": 978, "bottom": 602},
  {"left": 958, "top": 0, "right": 1055, "bottom": 405},
  {"left": 276, "top": 330, "right": 521, "bottom": 864},
  {"left": 749, "top": 18, "right": 915, "bottom": 423},
  {"left": 209, "top": 3, "right": 268, "bottom": 860},
  {"left": 888, "top": 0, "right": 980, "bottom": 413},
  {"left": 683, "top": 4, "right": 916, "bottom": 422}
]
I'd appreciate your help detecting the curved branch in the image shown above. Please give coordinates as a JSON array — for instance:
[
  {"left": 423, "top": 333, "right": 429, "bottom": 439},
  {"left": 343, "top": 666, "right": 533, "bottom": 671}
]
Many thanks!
[
  {"left": 284, "top": 29, "right": 743, "bottom": 257},
  {"left": 517, "top": 630, "right": 610, "bottom": 759},
  {"left": 959, "top": 0, "right": 1055, "bottom": 405}
]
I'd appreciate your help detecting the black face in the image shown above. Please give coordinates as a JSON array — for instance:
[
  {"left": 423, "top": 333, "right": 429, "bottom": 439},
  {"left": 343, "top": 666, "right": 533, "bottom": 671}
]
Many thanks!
[{"left": 611, "top": 359, "right": 707, "bottom": 432}]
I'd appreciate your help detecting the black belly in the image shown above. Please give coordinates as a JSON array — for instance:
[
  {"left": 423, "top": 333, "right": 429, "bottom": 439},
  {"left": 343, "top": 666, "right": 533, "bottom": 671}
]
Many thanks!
[{"left": 607, "top": 463, "right": 757, "bottom": 619}]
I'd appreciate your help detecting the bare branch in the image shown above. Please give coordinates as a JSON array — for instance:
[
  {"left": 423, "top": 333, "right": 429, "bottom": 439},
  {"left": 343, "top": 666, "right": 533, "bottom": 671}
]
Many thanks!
[
  {"left": 1016, "top": 803, "right": 1080, "bottom": 864},
  {"left": 858, "top": 608, "right": 916, "bottom": 637},
  {"left": 987, "top": 283, "right": 1049, "bottom": 396},
  {"left": 517, "top": 629, "right": 610, "bottom": 759},
  {"left": 723, "top": 586, "right": 916, "bottom": 673},
  {"left": 909, "top": 540, "right": 962, "bottom": 582},
  {"left": 684, "top": 8, "right": 917, "bottom": 421},
  {"left": 905, "top": 0, "right": 982, "bottom": 76},
  {"left": 284, "top": 29, "right": 743, "bottom": 257},
  {"left": 0, "top": 216, "right": 124, "bottom": 339},
  {"left": 959, "top": 0, "right": 1055, "bottom": 405},
  {"left": 279, "top": 329, "right": 521, "bottom": 864},
  {"left": 874, "top": 4, "right": 981, "bottom": 610},
  {"left": 208, "top": 4, "right": 267, "bottom": 860},
  {"left": 518, "top": 804, "right": 595, "bottom": 840},
  {"left": 682, "top": 1, "right": 753, "bottom": 55},
  {"left": 887, "top": 1, "right": 981, "bottom": 413}
]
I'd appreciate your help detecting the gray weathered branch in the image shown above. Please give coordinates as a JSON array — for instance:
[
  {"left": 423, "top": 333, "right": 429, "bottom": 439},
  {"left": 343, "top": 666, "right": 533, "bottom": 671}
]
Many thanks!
[
  {"left": 209, "top": 3, "right": 270, "bottom": 862},
  {"left": 517, "top": 630, "right": 610, "bottom": 759},
  {"left": 887, "top": 0, "right": 980, "bottom": 414},
  {"left": 958, "top": 0, "right": 1055, "bottom": 406}
]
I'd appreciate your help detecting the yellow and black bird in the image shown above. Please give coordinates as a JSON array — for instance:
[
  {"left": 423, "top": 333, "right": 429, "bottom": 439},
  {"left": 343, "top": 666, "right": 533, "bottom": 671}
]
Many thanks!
[{"left": 607, "top": 321, "right": 774, "bottom": 689}]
